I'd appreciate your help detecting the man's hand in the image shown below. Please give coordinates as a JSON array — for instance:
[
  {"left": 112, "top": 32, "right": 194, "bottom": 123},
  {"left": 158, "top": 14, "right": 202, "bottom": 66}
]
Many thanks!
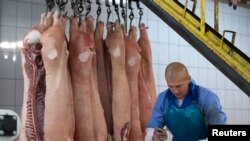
[{"left": 152, "top": 128, "right": 168, "bottom": 141}]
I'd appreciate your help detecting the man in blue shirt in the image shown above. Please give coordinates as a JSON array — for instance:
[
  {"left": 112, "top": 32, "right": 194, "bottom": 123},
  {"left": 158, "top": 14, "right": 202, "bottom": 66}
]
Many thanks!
[{"left": 145, "top": 62, "right": 227, "bottom": 141}]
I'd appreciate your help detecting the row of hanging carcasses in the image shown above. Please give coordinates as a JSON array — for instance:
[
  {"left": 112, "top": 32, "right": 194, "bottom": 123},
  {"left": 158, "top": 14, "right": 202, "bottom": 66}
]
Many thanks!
[{"left": 18, "top": 10, "right": 156, "bottom": 141}]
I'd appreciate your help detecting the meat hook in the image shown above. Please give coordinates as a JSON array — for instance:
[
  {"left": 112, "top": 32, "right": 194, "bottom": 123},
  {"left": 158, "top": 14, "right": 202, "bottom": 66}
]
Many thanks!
[
  {"left": 112, "top": 0, "right": 121, "bottom": 23},
  {"left": 96, "top": 0, "right": 102, "bottom": 26}
]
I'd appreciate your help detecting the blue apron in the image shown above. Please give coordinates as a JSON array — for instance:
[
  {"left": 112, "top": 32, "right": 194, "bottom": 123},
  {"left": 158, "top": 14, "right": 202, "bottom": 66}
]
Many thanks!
[{"left": 163, "top": 85, "right": 207, "bottom": 141}]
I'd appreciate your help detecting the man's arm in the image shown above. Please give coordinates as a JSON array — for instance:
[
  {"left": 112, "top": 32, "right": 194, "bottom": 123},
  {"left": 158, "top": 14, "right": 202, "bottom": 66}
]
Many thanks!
[
  {"left": 145, "top": 92, "right": 168, "bottom": 140},
  {"left": 201, "top": 89, "right": 227, "bottom": 124}
]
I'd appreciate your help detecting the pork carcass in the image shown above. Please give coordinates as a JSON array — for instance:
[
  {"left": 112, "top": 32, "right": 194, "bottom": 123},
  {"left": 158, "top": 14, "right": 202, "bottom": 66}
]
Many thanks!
[
  {"left": 124, "top": 26, "right": 143, "bottom": 141},
  {"left": 105, "top": 21, "right": 131, "bottom": 141},
  {"left": 68, "top": 16, "right": 94, "bottom": 141},
  {"left": 87, "top": 16, "right": 108, "bottom": 141},
  {"left": 138, "top": 70, "right": 153, "bottom": 137},
  {"left": 40, "top": 11, "right": 75, "bottom": 141},
  {"left": 95, "top": 21, "right": 113, "bottom": 137},
  {"left": 19, "top": 12, "right": 53, "bottom": 141},
  {"left": 90, "top": 69, "right": 108, "bottom": 141},
  {"left": 138, "top": 23, "right": 156, "bottom": 105}
]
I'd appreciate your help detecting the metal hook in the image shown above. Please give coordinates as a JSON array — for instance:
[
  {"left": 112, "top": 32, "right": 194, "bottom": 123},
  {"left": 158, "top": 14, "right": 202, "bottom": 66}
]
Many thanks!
[
  {"left": 128, "top": 0, "right": 134, "bottom": 29},
  {"left": 55, "top": 0, "right": 68, "bottom": 16},
  {"left": 105, "top": 0, "right": 112, "bottom": 24},
  {"left": 85, "top": 0, "right": 92, "bottom": 18},
  {"left": 138, "top": 8, "right": 143, "bottom": 27},
  {"left": 46, "top": 0, "right": 55, "bottom": 13},
  {"left": 71, "top": 0, "right": 86, "bottom": 18},
  {"left": 129, "top": 0, "right": 143, "bottom": 27},
  {"left": 120, "top": 0, "right": 126, "bottom": 24},
  {"left": 112, "top": 0, "right": 120, "bottom": 23},
  {"left": 96, "top": 0, "right": 102, "bottom": 25}
]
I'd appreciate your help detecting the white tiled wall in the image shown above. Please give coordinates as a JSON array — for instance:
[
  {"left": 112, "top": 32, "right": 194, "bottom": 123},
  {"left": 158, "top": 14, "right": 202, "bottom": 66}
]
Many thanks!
[{"left": 0, "top": 0, "right": 250, "bottom": 140}]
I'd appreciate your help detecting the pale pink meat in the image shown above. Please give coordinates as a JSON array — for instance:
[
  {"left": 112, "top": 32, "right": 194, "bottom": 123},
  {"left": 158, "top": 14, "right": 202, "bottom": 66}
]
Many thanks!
[
  {"left": 138, "top": 23, "right": 156, "bottom": 106},
  {"left": 95, "top": 21, "right": 113, "bottom": 136},
  {"left": 68, "top": 16, "right": 94, "bottom": 141},
  {"left": 138, "top": 70, "right": 153, "bottom": 137},
  {"left": 19, "top": 12, "right": 53, "bottom": 141},
  {"left": 124, "top": 26, "right": 144, "bottom": 141},
  {"left": 90, "top": 70, "right": 108, "bottom": 141},
  {"left": 105, "top": 21, "right": 131, "bottom": 141},
  {"left": 41, "top": 12, "right": 75, "bottom": 141}
]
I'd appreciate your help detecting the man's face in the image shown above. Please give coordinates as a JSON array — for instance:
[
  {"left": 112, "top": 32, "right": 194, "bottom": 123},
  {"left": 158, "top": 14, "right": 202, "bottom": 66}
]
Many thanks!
[{"left": 167, "top": 78, "right": 190, "bottom": 99}]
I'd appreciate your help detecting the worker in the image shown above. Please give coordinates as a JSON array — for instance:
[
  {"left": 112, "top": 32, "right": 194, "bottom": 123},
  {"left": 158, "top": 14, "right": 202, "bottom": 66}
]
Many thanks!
[{"left": 145, "top": 62, "right": 227, "bottom": 141}]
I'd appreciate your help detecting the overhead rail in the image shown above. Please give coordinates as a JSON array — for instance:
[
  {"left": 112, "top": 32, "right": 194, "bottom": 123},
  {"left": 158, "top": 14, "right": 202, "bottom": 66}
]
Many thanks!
[{"left": 140, "top": 0, "right": 250, "bottom": 96}]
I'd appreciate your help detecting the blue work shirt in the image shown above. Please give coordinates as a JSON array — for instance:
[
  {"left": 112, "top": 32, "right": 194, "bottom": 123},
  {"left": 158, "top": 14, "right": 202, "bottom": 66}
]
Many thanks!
[{"left": 147, "top": 82, "right": 227, "bottom": 140}]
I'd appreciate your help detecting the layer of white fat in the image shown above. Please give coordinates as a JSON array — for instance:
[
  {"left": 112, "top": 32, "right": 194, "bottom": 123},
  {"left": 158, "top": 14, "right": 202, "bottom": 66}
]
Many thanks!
[
  {"left": 47, "top": 49, "right": 58, "bottom": 60},
  {"left": 79, "top": 50, "right": 91, "bottom": 62},
  {"left": 113, "top": 46, "right": 121, "bottom": 58},
  {"left": 128, "top": 56, "right": 137, "bottom": 67},
  {"left": 24, "top": 30, "right": 41, "bottom": 45}
]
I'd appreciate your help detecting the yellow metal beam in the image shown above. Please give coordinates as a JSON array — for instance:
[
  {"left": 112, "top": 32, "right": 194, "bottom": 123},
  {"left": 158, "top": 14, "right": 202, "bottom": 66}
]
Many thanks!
[
  {"left": 153, "top": 0, "right": 250, "bottom": 84},
  {"left": 214, "top": 0, "right": 219, "bottom": 31}
]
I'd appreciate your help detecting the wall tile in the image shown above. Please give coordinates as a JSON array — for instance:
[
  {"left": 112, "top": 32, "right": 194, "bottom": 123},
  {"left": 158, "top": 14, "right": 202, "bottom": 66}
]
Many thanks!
[
  {"left": 16, "top": 27, "right": 29, "bottom": 43},
  {"left": 179, "top": 46, "right": 189, "bottom": 65},
  {"left": 233, "top": 110, "right": 242, "bottom": 124},
  {"left": 1, "top": 0, "right": 16, "bottom": 26},
  {"left": 242, "top": 110, "right": 250, "bottom": 124},
  {"left": 147, "top": 20, "right": 158, "bottom": 42},
  {"left": 32, "top": 0, "right": 45, "bottom": 4},
  {"left": 31, "top": 4, "right": 46, "bottom": 27},
  {"left": 158, "top": 22, "right": 169, "bottom": 43},
  {"left": 198, "top": 68, "right": 207, "bottom": 86},
  {"left": 179, "top": 36, "right": 189, "bottom": 46},
  {"left": 17, "top": 2, "right": 31, "bottom": 28},
  {"left": 0, "top": 79, "right": 15, "bottom": 105},
  {"left": 223, "top": 14, "right": 232, "bottom": 30},
  {"left": 242, "top": 94, "right": 250, "bottom": 109},
  {"left": 233, "top": 90, "right": 242, "bottom": 109},
  {"left": 158, "top": 64, "right": 167, "bottom": 87},
  {"left": 239, "top": 17, "right": 248, "bottom": 35},
  {"left": 151, "top": 42, "right": 159, "bottom": 64},
  {"left": 0, "top": 25, "right": 16, "bottom": 44},
  {"left": 158, "top": 43, "right": 168, "bottom": 64},
  {"left": 225, "top": 90, "right": 234, "bottom": 109},
  {"left": 147, "top": 8, "right": 159, "bottom": 21},
  {"left": 189, "top": 47, "right": 199, "bottom": 67},
  {"left": 0, "top": 52, "right": 16, "bottom": 79},
  {"left": 198, "top": 53, "right": 208, "bottom": 68},
  {"left": 15, "top": 79, "right": 23, "bottom": 106},
  {"left": 248, "top": 19, "right": 250, "bottom": 35},
  {"left": 169, "top": 28, "right": 179, "bottom": 45},
  {"left": 188, "top": 67, "right": 199, "bottom": 83},
  {"left": 207, "top": 69, "right": 216, "bottom": 89},
  {"left": 15, "top": 52, "right": 23, "bottom": 79},
  {"left": 168, "top": 44, "right": 179, "bottom": 62}
]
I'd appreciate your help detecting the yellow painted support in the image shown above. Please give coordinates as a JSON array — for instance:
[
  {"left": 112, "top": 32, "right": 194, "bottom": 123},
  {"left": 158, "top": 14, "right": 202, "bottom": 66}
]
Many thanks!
[
  {"left": 153, "top": 0, "right": 250, "bottom": 84},
  {"left": 200, "top": 0, "right": 206, "bottom": 35},
  {"left": 214, "top": 0, "right": 219, "bottom": 31}
]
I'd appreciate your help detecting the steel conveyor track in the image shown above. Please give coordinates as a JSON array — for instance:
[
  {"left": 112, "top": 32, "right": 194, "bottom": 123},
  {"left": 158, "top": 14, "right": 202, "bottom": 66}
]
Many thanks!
[{"left": 140, "top": 0, "right": 250, "bottom": 96}]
